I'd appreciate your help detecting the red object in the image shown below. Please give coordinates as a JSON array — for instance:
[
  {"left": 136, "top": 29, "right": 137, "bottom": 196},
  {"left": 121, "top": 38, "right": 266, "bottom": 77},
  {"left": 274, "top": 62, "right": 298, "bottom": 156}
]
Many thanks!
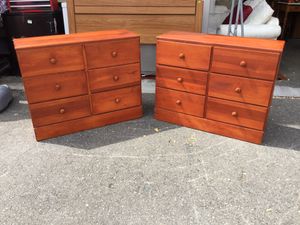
[
  {"left": 6, "top": 0, "right": 58, "bottom": 13},
  {"left": 223, "top": 4, "right": 253, "bottom": 24}
]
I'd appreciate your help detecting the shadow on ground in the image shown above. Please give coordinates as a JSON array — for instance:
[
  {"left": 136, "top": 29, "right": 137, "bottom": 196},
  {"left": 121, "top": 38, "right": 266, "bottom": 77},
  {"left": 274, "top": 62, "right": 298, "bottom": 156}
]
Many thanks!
[{"left": 0, "top": 90, "right": 299, "bottom": 150}]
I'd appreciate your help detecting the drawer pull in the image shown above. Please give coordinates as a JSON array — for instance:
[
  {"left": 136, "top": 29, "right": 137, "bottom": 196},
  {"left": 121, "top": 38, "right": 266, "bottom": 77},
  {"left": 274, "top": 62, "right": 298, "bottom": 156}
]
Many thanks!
[
  {"left": 240, "top": 61, "right": 247, "bottom": 67},
  {"left": 55, "top": 84, "right": 61, "bottom": 90},
  {"left": 231, "top": 111, "right": 238, "bottom": 117},
  {"left": 179, "top": 53, "right": 185, "bottom": 59},
  {"left": 115, "top": 98, "right": 121, "bottom": 103},
  {"left": 177, "top": 77, "right": 183, "bottom": 83},
  {"left": 111, "top": 51, "right": 118, "bottom": 57},
  {"left": 235, "top": 87, "right": 241, "bottom": 93},
  {"left": 59, "top": 108, "right": 65, "bottom": 114},
  {"left": 113, "top": 75, "right": 119, "bottom": 81},
  {"left": 49, "top": 58, "right": 57, "bottom": 64},
  {"left": 176, "top": 100, "right": 182, "bottom": 105}
]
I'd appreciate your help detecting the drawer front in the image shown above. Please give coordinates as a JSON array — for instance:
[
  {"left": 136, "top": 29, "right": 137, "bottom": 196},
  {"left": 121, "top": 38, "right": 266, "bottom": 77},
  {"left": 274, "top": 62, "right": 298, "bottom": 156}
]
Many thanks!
[
  {"left": 211, "top": 47, "right": 280, "bottom": 80},
  {"left": 206, "top": 97, "right": 268, "bottom": 130},
  {"left": 208, "top": 73, "right": 273, "bottom": 107},
  {"left": 156, "top": 87, "right": 205, "bottom": 117},
  {"left": 30, "top": 96, "right": 91, "bottom": 127},
  {"left": 156, "top": 65, "right": 207, "bottom": 95},
  {"left": 85, "top": 38, "right": 140, "bottom": 69},
  {"left": 17, "top": 45, "right": 85, "bottom": 77},
  {"left": 91, "top": 86, "right": 141, "bottom": 114},
  {"left": 23, "top": 71, "right": 88, "bottom": 104},
  {"left": 89, "top": 63, "right": 141, "bottom": 93},
  {"left": 157, "top": 40, "right": 211, "bottom": 71}
]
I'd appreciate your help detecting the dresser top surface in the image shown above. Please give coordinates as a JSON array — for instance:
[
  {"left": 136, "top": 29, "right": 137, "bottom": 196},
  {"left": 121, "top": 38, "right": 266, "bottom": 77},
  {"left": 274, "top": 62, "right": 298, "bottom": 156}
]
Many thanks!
[
  {"left": 157, "top": 31, "right": 285, "bottom": 52},
  {"left": 14, "top": 30, "right": 139, "bottom": 50}
]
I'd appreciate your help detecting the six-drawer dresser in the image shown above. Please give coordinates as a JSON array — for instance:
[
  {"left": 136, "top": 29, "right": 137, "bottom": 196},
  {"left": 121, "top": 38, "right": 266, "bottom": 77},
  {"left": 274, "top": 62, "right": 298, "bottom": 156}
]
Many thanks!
[
  {"left": 14, "top": 30, "right": 143, "bottom": 141},
  {"left": 155, "top": 32, "right": 285, "bottom": 144}
]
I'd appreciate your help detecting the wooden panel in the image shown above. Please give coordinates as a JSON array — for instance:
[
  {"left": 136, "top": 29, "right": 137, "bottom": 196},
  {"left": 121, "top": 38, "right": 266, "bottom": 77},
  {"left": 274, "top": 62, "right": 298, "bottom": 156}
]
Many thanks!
[
  {"left": 67, "top": 0, "right": 76, "bottom": 33},
  {"left": 30, "top": 96, "right": 91, "bottom": 127},
  {"left": 91, "top": 86, "right": 141, "bottom": 114},
  {"left": 208, "top": 73, "right": 273, "bottom": 106},
  {"left": 23, "top": 71, "right": 88, "bottom": 104},
  {"left": 157, "top": 40, "right": 211, "bottom": 71},
  {"left": 156, "top": 87, "right": 205, "bottom": 117},
  {"left": 157, "top": 31, "right": 285, "bottom": 53},
  {"left": 206, "top": 97, "right": 268, "bottom": 130},
  {"left": 156, "top": 65, "right": 207, "bottom": 95},
  {"left": 74, "top": 0, "right": 196, "bottom": 7},
  {"left": 89, "top": 63, "right": 141, "bottom": 93},
  {"left": 85, "top": 38, "right": 140, "bottom": 69},
  {"left": 195, "top": 0, "right": 203, "bottom": 32},
  {"left": 75, "top": 15, "right": 196, "bottom": 44},
  {"left": 17, "top": 45, "right": 84, "bottom": 77},
  {"left": 14, "top": 30, "right": 139, "bottom": 50},
  {"left": 155, "top": 108, "right": 264, "bottom": 144},
  {"left": 34, "top": 106, "right": 143, "bottom": 141},
  {"left": 211, "top": 47, "right": 280, "bottom": 80},
  {"left": 75, "top": 6, "right": 195, "bottom": 14}
]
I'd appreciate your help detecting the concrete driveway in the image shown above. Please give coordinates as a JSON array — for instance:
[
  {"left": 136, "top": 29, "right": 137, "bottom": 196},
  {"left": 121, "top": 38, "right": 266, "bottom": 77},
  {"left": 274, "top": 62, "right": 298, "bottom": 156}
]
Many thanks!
[{"left": 0, "top": 82, "right": 300, "bottom": 225}]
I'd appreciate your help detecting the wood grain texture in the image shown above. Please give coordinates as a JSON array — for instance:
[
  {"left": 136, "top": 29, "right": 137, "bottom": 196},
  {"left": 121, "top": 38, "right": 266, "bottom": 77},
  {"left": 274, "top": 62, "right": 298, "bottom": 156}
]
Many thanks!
[
  {"left": 23, "top": 71, "right": 88, "bottom": 104},
  {"left": 206, "top": 97, "right": 268, "bottom": 130},
  {"left": 211, "top": 47, "right": 280, "bottom": 81},
  {"left": 34, "top": 106, "right": 143, "bottom": 141},
  {"left": 75, "top": 6, "right": 195, "bottom": 14},
  {"left": 157, "top": 40, "right": 211, "bottom": 71},
  {"left": 13, "top": 30, "right": 139, "bottom": 49},
  {"left": 16, "top": 45, "right": 85, "bottom": 77},
  {"left": 85, "top": 38, "right": 140, "bottom": 69},
  {"left": 75, "top": 15, "right": 196, "bottom": 44},
  {"left": 156, "top": 65, "right": 207, "bottom": 95},
  {"left": 89, "top": 63, "right": 141, "bottom": 93},
  {"left": 91, "top": 86, "right": 142, "bottom": 115},
  {"left": 30, "top": 95, "right": 91, "bottom": 127},
  {"left": 208, "top": 73, "right": 273, "bottom": 107},
  {"left": 66, "top": 0, "right": 76, "bottom": 33},
  {"left": 156, "top": 87, "right": 205, "bottom": 117},
  {"left": 74, "top": 0, "right": 196, "bottom": 7},
  {"left": 155, "top": 107, "right": 264, "bottom": 144},
  {"left": 195, "top": 0, "right": 203, "bottom": 32},
  {"left": 157, "top": 31, "right": 285, "bottom": 52}
]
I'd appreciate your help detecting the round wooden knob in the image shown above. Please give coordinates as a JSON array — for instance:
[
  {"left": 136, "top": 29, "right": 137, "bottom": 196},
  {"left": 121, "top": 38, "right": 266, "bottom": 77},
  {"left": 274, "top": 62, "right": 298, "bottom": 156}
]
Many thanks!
[
  {"left": 59, "top": 108, "right": 65, "bottom": 114},
  {"left": 179, "top": 53, "right": 185, "bottom": 59},
  {"left": 55, "top": 84, "right": 61, "bottom": 90},
  {"left": 177, "top": 77, "right": 183, "bottom": 83},
  {"left": 240, "top": 61, "right": 247, "bottom": 67},
  {"left": 235, "top": 87, "right": 241, "bottom": 93},
  {"left": 115, "top": 98, "right": 120, "bottom": 103},
  {"left": 112, "top": 51, "right": 118, "bottom": 57},
  {"left": 176, "top": 100, "right": 182, "bottom": 105},
  {"left": 49, "top": 58, "right": 57, "bottom": 64},
  {"left": 232, "top": 111, "right": 238, "bottom": 117},
  {"left": 113, "top": 75, "right": 119, "bottom": 81}
]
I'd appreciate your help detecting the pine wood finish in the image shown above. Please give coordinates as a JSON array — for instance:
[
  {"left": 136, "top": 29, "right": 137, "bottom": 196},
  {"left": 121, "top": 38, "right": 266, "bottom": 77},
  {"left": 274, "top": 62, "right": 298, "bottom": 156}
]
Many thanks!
[
  {"left": 155, "top": 32, "right": 285, "bottom": 144},
  {"left": 66, "top": 0, "right": 203, "bottom": 43},
  {"left": 14, "top": 30, "right": 143, "bottom": 141}
]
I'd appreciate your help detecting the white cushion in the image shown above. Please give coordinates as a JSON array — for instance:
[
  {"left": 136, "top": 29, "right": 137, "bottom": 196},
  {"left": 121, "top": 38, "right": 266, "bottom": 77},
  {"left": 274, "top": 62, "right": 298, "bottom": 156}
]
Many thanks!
[
  {"left": 267, "top": 17, "right": 280, "bottom": 25},
  {"left": 245, "top": 1, "right": 274, "bottom": 25},
  {"left": 244, "top": 0, "right": 264, "bottom": 8}
]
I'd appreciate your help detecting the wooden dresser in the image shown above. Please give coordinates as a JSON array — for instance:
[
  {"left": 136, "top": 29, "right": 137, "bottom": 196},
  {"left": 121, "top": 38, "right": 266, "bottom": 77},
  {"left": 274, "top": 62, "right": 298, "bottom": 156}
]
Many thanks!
[
  {"left": 14, "top": 30, "right": 143, "bottom": 141},
  {"left": 155, "top": 32, "right": 285, "bottom": 144}
]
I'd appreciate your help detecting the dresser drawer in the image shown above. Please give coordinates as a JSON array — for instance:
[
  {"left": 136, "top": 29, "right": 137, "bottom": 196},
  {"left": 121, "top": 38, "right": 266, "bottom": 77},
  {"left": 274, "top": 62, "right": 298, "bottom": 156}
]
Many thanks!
[
  {"left": 17, "top": 45, "right": 85, "bottom": 77},
  {"left": 85, "top": 38, "right": 140, "bottom": 69},
  {"left": 91, "top": 85, "right": 141, "bottom": 114},
  {"left": 30, "top": 96, "right": 91, "bottom": 127},
  {"left": 156, "top": 87, "right": 205, "bottom": 117},
  {"left": 156, "top": 65, "right": 207, "bottom": 95},
  {"left": 206, "top": 97, "right": 268, "bottom": 130},
  {"left": 157, "top": 40, "right": 211, "bottom": 71},
  {"left": 23, "top": 71, "right": 88, "bottom": 104},
  {"left": 89, "top": 63, "right": 140, "bottom": 93},
  {"left": 208, "top": 73, "right": 273, "bottom": 107},
  {"left": 211, "top": 47, "right": 280, "bottom": 80}
]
